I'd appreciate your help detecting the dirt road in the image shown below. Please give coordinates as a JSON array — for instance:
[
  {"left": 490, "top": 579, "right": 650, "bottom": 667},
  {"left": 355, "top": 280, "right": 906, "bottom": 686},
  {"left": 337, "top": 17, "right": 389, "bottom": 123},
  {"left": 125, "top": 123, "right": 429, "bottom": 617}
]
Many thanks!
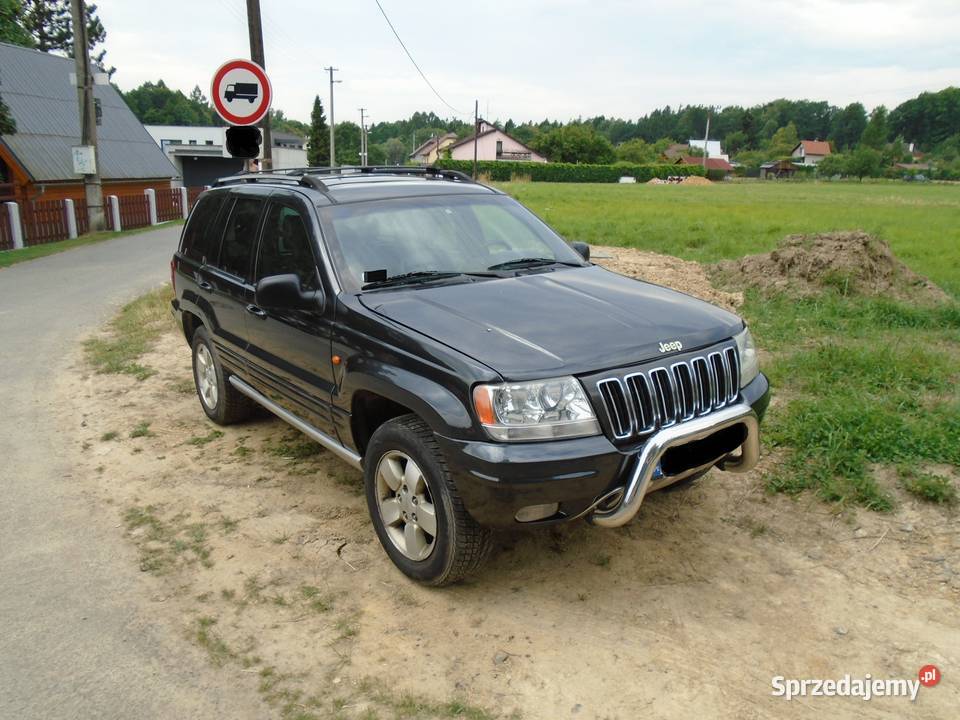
[
  {"left": 58, "top": 248, "right": 958, "bottom": 719},
  {"left": 0, "top": 228, "right": 267, "bottom": 719}
]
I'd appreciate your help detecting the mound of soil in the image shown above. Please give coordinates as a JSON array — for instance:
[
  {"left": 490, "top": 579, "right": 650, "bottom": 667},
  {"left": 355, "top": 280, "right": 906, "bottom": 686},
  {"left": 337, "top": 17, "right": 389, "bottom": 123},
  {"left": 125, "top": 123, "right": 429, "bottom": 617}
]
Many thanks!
[
  {"left": 680, "top": 175, "right": 712, "bottom": 186},
  {"left": 591, "top": 245, "right": 741, "bottom": 311},
  {"left": 713, "top": 231, "right": 949, "bottom": 303}
]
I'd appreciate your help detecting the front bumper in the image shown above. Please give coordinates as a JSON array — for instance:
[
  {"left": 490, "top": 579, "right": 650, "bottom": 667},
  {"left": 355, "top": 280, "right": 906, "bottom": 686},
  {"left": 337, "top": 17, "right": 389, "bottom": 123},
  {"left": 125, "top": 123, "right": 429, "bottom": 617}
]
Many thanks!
[{"left": 438, "top": 372, "right": 769, "bottom": 528}]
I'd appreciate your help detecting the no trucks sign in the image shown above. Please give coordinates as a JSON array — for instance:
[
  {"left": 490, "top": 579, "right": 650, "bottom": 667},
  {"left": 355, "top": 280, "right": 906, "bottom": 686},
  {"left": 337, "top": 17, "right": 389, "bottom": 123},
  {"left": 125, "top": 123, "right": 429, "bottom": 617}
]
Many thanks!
[{"left": 211, "top": 59, "right": 272, "bottom": 126}]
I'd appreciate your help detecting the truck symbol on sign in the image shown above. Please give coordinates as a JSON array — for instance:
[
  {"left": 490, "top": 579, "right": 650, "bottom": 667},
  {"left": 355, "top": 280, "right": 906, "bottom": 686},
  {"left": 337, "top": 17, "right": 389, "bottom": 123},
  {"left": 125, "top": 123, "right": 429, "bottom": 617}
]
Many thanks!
[{"left": 224, "top": 82, "right": 258, "bottom": 103}]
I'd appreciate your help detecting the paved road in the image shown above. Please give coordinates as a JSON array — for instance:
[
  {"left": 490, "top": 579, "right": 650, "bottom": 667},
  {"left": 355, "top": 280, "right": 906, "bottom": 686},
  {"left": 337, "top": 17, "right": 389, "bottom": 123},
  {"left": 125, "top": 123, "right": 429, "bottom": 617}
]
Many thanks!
[{"left": 0, "top": 227, "right": 264, "bottom": 719}]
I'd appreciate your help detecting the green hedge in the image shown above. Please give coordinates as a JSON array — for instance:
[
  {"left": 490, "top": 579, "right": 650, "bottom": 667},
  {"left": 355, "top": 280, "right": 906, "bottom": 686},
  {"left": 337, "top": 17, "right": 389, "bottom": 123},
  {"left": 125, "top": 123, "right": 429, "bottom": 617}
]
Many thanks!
[{"left": 434, "top": 159, "right": 705, "bottom": 183}]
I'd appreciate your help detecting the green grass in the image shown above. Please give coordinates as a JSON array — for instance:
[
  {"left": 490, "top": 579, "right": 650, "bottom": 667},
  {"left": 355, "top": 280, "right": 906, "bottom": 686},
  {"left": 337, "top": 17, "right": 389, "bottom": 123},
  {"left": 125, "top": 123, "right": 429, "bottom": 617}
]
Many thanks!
[
  {"left": 83, "top": 284, "right": 174, "bottom": 380},
  {"left": 187, "top": 429, "right": 224, "bottom": 446},
  {"left": 0, "top": 220, "right": 184, "bottom": 269},
  {"left": 744, "top": 291, "right": 960, "bottom": 510},
  {"left": 499, "top": 181, "right": 960, "bottom": 297},
  {"left": 129, "top": 421, "right": 154, "bottom": 438},
  {"left": 898, "top": 466, "right": 957, "bottom": 505}
]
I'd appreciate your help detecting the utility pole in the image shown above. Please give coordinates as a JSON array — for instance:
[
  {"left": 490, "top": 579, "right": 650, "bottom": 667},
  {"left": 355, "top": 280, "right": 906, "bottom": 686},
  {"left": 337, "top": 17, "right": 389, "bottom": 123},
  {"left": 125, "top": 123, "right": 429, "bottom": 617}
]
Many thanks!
[
  {"left": 702, "top": 113, "right": 711, "bottom": 173},
  {"left": 325, "top": 67, "right": 340, "bottom": 168},
  {"left": 358, "top": 108, "right": 367, "bottom": 166},
  {"left": 245, "top": 0, "right": 272, "bottom": 170},
  {"left": 472, "top": 99, "right": 479, "bottom": 180},
  {"left": 70, "top": 0, "right": 104, "bottom": 231}
]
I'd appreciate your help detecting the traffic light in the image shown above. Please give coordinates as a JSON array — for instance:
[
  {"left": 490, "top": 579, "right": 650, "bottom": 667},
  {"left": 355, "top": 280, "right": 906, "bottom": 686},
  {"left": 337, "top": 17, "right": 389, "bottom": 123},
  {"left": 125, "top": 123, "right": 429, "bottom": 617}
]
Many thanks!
[{"left": 225, "top": 126, "right": 262, "bottom": 159}]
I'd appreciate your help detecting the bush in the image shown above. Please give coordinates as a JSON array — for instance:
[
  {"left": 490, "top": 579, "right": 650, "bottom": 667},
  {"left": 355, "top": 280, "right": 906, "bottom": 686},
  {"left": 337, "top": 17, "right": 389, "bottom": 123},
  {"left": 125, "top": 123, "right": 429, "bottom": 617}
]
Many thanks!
[{"left": 434, "top": 159, "right": 705, "bottom": 183}]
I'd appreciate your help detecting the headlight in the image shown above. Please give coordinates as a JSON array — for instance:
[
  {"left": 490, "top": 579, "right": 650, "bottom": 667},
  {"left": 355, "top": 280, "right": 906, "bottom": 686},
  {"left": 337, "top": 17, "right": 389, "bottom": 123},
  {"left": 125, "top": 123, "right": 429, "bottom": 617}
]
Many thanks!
[
  {"left": 473, "top": 376, "right": 601, "bottom": 441},
  {"left": 735, "top": 326, "right": 760, "bottom": 388}
]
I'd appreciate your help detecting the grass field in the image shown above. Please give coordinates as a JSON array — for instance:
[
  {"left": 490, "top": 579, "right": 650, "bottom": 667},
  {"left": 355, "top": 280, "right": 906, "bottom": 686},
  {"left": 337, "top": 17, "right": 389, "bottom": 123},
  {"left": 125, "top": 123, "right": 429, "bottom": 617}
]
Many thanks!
[{"left": 500, "top": 181, "right": 960, "bottom": 297}]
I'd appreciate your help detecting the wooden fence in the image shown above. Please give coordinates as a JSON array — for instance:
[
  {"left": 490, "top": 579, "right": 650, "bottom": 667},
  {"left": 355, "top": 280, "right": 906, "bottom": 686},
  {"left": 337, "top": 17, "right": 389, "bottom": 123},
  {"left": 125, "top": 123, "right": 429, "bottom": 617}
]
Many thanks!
[{"left": 1, "top": 187, "right": 206, "bottom": 251}]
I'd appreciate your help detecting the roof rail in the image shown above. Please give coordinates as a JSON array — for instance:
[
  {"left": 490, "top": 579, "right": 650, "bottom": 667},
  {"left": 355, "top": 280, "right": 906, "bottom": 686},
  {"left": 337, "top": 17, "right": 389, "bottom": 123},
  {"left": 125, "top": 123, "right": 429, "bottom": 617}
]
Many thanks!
[{"left": 213, "top": 164, "right": 474, "bottom": 193}]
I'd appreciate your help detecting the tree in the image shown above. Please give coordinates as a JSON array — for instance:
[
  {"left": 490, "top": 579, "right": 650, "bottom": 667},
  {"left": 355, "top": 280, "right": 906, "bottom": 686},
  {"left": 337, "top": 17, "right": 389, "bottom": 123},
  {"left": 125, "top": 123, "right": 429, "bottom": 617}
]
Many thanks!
[
  {"left": 889, "top": 87, "right": 960, "bottom": 150},
  {"left": 815, "top": 152, "right": 846, "bottom": 177},
  {"left": 830, "top": 102, "right": 867, "bottom": 151},
  {"left": 531, "top": 124, "right": 615, "bottom": 164},
  {"left": 615, "top": 138, "right": 657, "bottom": 164},
  {"left": 860, "top": 106, "right": 889, "bottom": 150},
  {"left": 0, "top": 0, "right": 33, "bottom": 46},
  {"left": 766, "top": 122, "right": 799, "bottom": 158},
  {"left": 383, "top": 137, "right": 407, "bottom": 165},
  {"left": 0, "top": 93, "right": 16, "bottom": 134},
  {"left": 122, "top": 80, "right": 220, "bottom": 125},
  {"left": 724, "top": 130, "right": 749, "bottom": 155},
  {"left": 21, "top": 0, "right": 114, "bottom": 76},
  {"left": 334, "top": 120, "right": 361, "bottom": 165},
  {"left": 306, "top": 95, "right": 329, "bottom": 166},
  {"left": 846, "top": 146, "right": 882, "bottom": 181},
  {"left": 366, "top": 142, "right": 386, "bottom": 165}
]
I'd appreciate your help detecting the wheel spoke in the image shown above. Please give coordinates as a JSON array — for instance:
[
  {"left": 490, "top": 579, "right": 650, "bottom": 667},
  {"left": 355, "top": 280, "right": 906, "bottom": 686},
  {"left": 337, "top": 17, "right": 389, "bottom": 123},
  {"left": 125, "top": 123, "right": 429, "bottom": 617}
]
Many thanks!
[
  {"left": 404, "top": 523, "right": 428, "bottom": 559},
  {"left": 404, "top": 459, "right": 423, "bottom": 494},
  {"left": 379, "top": 456, "right": 404, "bottom": 491},
  {"left": 416, "top": 501, "right": 437, "bottom": 536},
  {"left": 379, "top": 497, "right": 402, "bottom": 526}
]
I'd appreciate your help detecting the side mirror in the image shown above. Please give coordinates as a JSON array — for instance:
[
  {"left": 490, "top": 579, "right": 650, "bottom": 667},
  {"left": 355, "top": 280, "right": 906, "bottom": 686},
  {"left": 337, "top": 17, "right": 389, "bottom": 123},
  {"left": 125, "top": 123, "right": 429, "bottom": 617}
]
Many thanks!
[
  {"left": 571, "top": 241, "right": 591, "bottom": 262},
  {"left": 255, "top": 273, "right": 322, "bottom": 312}
]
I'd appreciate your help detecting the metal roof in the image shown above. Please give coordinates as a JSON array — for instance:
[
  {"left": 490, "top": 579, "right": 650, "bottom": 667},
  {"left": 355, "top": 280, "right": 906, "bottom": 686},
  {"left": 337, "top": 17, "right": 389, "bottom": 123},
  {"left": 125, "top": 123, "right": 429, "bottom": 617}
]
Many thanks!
[{"left": 0, "top": 41, "right": 178, "bottom": 182}]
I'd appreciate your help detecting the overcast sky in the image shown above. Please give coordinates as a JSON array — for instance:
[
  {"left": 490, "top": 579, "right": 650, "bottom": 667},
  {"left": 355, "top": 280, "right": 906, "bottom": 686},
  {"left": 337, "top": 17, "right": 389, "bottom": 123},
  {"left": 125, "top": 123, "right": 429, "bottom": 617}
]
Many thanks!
[{"left": 97, "top": 0, "right": 960, "bottom": 126}]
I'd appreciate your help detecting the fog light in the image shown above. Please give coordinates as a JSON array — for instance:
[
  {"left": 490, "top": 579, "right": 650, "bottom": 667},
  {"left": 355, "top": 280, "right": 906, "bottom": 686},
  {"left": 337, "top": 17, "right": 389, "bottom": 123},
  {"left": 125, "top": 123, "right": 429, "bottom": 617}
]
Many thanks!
[{"left": 515, "top": 503, "right": 559, "bottom": 523}]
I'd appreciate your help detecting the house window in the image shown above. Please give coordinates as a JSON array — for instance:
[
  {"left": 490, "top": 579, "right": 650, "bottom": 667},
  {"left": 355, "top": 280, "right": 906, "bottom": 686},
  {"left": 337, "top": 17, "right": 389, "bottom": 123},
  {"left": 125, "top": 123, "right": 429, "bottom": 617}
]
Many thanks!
[
  {"left": 205, "top": 140, "right": 214, "bottom": 146},
  {"left": 189, "top": 140, "right": 197, "bottom": 145}
]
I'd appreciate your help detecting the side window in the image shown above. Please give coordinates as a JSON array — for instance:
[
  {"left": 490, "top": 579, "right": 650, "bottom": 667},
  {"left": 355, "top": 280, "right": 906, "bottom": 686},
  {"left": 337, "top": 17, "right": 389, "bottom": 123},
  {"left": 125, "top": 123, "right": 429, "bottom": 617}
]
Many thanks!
[
  {"left": 181, "top": 194, "right": 225, "bottom": 263},
  {"left": 256, "top": 203, "right": 319, "bottom": 290},
  {"left": 216, "top": 197, "right": 263, "bottom": 280}
]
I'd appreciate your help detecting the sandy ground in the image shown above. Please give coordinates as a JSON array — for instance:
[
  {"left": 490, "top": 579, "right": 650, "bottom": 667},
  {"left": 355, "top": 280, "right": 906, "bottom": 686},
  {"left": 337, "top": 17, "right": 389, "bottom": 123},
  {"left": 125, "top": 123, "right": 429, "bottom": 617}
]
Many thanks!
[{"left": 58, "top": 252, "right": 958, "bottom": 719}]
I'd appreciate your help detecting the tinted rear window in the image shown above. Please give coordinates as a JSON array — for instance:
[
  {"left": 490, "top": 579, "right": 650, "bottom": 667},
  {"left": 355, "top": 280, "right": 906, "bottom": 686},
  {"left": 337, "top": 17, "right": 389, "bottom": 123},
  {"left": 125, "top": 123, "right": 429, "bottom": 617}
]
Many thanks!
[
  {"left": 216, "top": 198, "right": 264, "bottom": 280},
  {"left": 180, "top": 194, "right": 225, "bottom": 263}
]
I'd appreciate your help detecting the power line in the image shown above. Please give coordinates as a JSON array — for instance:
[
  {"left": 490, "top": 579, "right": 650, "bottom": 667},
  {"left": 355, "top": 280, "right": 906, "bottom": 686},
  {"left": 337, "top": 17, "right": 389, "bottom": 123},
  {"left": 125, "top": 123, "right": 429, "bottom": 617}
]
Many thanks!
[{"left": 373, "top": 0, "right": 464, "bottom": 116}]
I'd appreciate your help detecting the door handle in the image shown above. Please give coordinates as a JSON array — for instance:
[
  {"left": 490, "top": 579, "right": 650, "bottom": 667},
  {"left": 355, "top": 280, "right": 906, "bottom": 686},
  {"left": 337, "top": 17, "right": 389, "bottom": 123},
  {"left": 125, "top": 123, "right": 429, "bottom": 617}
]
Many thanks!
[
  {"left": 197, "top": 279, "right": 214, "bottom": 291},
  {"left": 246, "top": 304, "right": 267, "bottom": 318}
]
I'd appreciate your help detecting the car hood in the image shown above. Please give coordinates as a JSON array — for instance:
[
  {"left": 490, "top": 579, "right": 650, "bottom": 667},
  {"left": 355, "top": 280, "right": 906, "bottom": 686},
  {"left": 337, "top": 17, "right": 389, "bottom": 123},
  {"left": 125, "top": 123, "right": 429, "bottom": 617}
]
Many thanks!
[{"left": 359, "top": 265, "right": 743, "bottom": 380}]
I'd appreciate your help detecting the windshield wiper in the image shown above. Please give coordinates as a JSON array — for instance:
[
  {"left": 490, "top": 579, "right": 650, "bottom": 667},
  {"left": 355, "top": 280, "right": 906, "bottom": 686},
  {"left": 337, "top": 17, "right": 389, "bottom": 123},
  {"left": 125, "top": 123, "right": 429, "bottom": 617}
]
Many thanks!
[
  {"left": 361, "top": 270, "right": 497, "bottom": 290},
  {"left": 486, "top": 257, "right": 581, "bottom": 271}
]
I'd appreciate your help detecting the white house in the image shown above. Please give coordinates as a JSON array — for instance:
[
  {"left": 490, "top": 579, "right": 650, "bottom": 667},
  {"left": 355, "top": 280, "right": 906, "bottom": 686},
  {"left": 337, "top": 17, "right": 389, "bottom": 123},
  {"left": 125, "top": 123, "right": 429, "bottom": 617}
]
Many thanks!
[
  {"left": 791, "top": 140, "right": 832, "bottom": 165},
  {"left": 144, "top": 125, "right": 307, "bottom": 186},
  {"left": 688, "top": 138, "right": 728, "bottom": 161},
  {"left": 448, "top": 120, "right": 547, "bottom": 163}
]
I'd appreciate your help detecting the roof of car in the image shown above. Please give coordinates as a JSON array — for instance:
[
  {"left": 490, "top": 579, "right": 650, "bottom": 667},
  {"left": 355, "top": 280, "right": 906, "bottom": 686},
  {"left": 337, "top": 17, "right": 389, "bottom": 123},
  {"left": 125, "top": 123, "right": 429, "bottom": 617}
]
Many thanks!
[{"left": 212, "top": 166, "right": 500, "bottom": 205}]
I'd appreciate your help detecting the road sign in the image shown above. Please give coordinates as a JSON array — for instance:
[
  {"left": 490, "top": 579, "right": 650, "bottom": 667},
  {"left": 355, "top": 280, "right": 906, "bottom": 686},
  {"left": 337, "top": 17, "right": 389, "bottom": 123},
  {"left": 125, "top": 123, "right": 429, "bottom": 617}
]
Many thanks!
[{"left": 211, "top": 59, "right": 272, "bottom": 126}]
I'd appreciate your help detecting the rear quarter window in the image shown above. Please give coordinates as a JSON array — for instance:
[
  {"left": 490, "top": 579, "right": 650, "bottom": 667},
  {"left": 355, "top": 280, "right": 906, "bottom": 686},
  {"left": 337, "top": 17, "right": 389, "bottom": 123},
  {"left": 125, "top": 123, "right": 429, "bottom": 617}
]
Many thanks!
[
  {"left": 180, "top": 194, "right": 225, "bottom": 263},
  {"left": 216, "top": 197, "right": 264, "bottom": 280}
]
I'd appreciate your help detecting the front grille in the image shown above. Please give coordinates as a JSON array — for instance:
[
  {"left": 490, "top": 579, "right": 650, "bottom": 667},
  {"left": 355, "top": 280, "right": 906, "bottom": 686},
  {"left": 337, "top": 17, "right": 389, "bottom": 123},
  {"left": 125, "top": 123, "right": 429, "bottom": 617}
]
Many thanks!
[{"left": 596, "top": 346, "right": 740, "bottom": 441}]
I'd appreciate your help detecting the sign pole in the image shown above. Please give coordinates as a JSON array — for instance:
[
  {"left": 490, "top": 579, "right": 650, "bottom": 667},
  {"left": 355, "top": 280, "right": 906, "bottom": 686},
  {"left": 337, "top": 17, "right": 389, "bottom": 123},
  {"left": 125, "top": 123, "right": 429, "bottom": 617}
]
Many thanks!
[
  {"left": 70, "top": 0, "right": 105, "bottom": 231},
  {"left": 245, "top": 0, "right": 272, "bottom": 171}
]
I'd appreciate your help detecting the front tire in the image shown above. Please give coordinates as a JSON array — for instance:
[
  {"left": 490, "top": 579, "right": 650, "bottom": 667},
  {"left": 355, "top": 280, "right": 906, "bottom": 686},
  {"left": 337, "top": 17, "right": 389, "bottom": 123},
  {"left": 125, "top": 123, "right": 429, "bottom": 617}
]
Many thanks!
[
  {"left": 191, "top": 326, "right": 252, "bottom": 425},
  {"left": 364, "top": 415, "right": 491, "bottom": 586}
]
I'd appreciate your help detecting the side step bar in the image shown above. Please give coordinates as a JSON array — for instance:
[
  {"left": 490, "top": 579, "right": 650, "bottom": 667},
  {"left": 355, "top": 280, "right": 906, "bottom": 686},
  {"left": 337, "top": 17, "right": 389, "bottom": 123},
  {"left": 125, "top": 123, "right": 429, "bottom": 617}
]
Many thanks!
[{"left": 228, "top": 375, "right": 363, "bottom": 470}]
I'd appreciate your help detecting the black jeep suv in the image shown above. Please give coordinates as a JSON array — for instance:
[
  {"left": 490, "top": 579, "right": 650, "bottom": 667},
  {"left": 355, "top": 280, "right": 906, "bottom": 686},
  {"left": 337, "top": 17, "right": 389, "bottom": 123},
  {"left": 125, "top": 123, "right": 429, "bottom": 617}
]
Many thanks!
[{"left": 171, "top": 167, "right": 769, "bottom": 585}]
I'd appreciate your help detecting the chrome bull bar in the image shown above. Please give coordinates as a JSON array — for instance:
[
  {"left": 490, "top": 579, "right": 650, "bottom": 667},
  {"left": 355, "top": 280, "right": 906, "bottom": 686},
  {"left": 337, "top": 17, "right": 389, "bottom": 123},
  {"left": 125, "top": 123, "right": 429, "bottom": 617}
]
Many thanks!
[{"left": 589, "top": 402, "right": 760, "bottom": 528}]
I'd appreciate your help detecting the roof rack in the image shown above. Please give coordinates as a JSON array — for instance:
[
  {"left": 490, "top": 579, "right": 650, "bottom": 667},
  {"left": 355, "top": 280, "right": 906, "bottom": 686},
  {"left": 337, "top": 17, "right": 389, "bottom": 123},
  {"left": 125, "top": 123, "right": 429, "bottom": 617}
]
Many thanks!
[{"left": 213, "top": 165, "right": 475, "bottom": 196}]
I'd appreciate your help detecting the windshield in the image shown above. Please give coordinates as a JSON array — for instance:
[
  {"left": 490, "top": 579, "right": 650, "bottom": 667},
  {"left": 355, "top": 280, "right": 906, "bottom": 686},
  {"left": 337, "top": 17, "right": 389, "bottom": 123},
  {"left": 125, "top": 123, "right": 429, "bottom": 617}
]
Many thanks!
[{"left": 319, "top": 195, "right": 586, "bottom": 291}]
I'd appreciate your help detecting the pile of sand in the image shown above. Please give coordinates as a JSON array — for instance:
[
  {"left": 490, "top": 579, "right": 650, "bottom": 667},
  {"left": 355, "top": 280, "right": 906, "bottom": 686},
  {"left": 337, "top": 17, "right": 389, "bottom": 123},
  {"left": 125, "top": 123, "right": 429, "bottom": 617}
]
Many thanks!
[
  {"left": 646, "top": 177, "right": 666, "bottom": 185},
  {"left": 713, "top": 231, "right": 949, "bottom": 303},
  {"left": 680, "top": 175, "right": 712, "bottom": 186}
]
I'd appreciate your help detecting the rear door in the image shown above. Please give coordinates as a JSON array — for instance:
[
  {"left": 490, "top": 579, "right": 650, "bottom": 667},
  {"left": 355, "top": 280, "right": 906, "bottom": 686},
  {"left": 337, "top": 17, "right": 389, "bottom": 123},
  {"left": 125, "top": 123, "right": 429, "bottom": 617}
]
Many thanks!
[
  {"left": 245, "top": 191, "right": 337, "bottom": 436},
  {"left": 195, "top": 188, "right": 266, "bottom": 374}
]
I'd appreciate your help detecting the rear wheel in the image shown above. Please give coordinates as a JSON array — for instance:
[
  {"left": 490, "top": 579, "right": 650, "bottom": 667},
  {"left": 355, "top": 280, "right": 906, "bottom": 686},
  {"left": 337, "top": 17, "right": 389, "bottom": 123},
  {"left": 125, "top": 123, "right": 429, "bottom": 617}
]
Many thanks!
[
  {"left": 191, "top": 326, "right": 252, "bottom": 425},
  {"left": 364, "top": 415, "right": 491, "bottom": 586}
]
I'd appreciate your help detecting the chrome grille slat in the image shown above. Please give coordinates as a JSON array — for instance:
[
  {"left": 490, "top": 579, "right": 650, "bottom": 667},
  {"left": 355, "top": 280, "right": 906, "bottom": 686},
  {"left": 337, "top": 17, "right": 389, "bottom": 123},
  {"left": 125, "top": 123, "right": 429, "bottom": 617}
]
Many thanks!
[{"left": 596, "top": 344, "right": 742, "bottom": 442}]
